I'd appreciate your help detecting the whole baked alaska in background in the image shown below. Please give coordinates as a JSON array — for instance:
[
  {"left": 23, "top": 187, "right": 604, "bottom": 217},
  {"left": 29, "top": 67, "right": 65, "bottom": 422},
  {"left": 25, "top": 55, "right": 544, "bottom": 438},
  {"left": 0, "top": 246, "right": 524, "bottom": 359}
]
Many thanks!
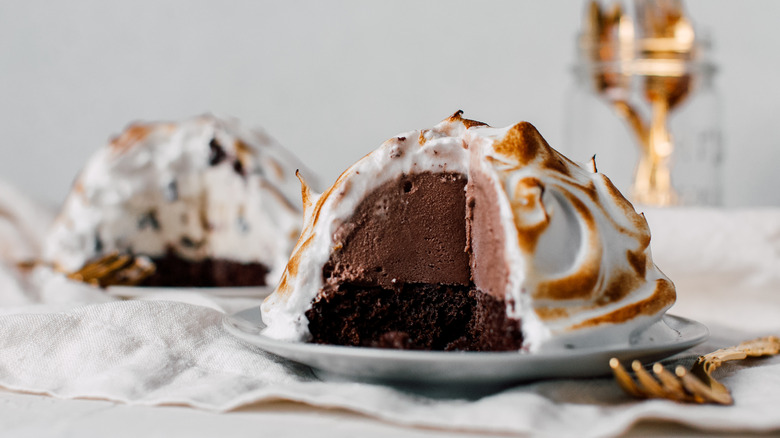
[
  {"left": 261, "top": 111, "right": 676, "bottom": 352},
  {"left": 44, "top": 115, "right": 313, "bottom": 288}
]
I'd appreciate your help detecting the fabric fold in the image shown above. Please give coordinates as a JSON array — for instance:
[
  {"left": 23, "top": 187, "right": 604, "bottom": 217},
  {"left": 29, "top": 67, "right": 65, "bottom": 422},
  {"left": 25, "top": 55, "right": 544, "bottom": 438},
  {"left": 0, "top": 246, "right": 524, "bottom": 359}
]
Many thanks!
[{"left": 0, "top": 299, "right": 779, "bottom": 437}]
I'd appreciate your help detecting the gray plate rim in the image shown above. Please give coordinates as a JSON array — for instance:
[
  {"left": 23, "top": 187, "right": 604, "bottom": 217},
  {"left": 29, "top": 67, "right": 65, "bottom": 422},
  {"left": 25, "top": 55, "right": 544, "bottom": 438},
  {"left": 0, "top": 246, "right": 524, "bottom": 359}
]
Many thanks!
[{"left": 224, "top": 307, "right": 709, "bottom": 384}]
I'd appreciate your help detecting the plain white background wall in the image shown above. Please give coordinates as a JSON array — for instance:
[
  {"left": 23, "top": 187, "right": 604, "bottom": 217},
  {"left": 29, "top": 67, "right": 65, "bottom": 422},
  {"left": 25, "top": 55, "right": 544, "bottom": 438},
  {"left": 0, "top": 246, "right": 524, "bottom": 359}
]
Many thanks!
[{"left": 1, "top": 0, "right": 778, "bottom": 207}]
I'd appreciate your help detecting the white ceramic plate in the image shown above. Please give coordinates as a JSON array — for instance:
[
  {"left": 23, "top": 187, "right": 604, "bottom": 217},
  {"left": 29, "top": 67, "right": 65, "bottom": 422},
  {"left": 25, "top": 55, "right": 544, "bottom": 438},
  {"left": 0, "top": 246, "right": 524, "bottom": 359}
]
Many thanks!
[
  {"left": 108, "top": 285, "right": 273, "bottom": 298},
  {"left": 224, "top": 307, "right": 707, "bottom": 391}
]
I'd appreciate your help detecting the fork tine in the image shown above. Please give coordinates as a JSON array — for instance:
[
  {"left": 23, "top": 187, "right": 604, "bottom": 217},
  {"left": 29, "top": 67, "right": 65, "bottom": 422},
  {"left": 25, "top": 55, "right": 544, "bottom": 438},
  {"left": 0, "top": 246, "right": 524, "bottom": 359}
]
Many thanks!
[
  {"left": 610, "top": 358, "right": 644, "bottom": 397},
  {"left": 652, "top": 362, "right": 688, "bottom": 402},
  {"left": 675, "top": 366, "right": 733, "bottom": 405},
  {"left": 632, "top": 360, "right": 668, "bottom": 398},
  {"left": 675, "top": 366, "right": 713, "bottom": 404}
]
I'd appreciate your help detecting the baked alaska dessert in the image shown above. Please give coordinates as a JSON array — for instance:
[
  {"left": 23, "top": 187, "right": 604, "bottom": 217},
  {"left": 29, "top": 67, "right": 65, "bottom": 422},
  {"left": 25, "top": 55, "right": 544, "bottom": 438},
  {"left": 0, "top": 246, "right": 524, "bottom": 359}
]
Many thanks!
[
  {"left": 261, "top": 112, "right": 676, "bottom": 352},
  {"left": 44, "top": 115, "right": 309, "bottom": 287}
]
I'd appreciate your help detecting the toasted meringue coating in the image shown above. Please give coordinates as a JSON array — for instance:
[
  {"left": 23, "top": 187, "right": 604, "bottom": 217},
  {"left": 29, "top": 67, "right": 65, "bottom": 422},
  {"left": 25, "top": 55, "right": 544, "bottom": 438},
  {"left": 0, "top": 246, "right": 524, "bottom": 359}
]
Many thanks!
[
  {"left": 45, "top": 115, "right": 308, "bottom": 284},
  {"left": 262, "top": 112, "right": 675, "bottom": 351}
]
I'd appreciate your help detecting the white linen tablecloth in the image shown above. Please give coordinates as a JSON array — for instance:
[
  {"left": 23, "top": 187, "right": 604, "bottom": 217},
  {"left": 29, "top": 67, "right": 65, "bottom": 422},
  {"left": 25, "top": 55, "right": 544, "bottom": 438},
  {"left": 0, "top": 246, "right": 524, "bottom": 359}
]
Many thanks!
[{"left": 0, "top": 182, "right": 779, "bottom": 438}]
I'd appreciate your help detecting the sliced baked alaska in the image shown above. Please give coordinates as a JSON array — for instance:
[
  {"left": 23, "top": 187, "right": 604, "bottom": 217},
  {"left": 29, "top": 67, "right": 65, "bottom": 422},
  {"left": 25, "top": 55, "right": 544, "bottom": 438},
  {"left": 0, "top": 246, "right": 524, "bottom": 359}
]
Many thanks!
[
  {"left": 45, "top": 115, "right": 311, "bottom": 288},
  {"left": 261, "top": 112, "right": 675, "bottom": 352}
]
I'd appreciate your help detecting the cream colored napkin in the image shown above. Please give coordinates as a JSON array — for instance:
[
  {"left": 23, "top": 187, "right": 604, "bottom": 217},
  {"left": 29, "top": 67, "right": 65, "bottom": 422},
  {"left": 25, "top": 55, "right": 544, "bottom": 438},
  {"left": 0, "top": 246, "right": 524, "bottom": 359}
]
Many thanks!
[
  {"left": 0, "top": 299, "right": 778, "bottom": 438},
  {"left": 1, "top": 181, "right": 779, "bottom": 437},
  {"left": 644, "top": 208, "right": 780, "bottom": 333},
  {"left": 645, "top": 207, "right": 780, "bottom": 289}
]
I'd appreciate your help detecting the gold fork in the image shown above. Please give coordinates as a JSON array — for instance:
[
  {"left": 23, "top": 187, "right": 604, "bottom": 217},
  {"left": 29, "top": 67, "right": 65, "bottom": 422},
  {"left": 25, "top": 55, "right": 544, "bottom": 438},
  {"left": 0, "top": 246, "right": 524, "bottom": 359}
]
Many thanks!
[
  {"left": 610, "top": 336, "right": 780, "bottom": 405},
  {"left": 67, "top": 252, "right": 156, "bottom": 287}
]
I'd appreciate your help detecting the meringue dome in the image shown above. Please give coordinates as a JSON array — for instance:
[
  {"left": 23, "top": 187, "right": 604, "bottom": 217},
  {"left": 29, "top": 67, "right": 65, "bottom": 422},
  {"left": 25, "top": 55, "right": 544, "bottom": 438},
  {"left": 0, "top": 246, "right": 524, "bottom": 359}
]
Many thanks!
[
  {"left": 261, "top": 112, "right": 675, "bottom": 352},
  {"left": 45, "top": 115, "right": 309, "bottom": 287}
]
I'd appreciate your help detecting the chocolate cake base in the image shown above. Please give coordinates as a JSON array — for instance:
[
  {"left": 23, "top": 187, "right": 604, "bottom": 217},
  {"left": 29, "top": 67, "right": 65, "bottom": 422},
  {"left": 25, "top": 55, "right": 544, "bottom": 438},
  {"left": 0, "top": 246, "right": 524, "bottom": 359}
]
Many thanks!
[
  {"left": 306, "top": 283, "right": 523, "bottom": 351},
  {"left": 141, "top": 253, "right": 268, "bottom": 287}
]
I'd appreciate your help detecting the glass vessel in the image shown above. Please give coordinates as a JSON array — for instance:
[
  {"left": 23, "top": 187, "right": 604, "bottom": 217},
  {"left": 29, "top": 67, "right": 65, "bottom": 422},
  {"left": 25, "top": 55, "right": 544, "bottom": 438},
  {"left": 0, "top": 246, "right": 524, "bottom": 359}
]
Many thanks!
[{"left": 562, "top": 1, "right": 723, "bottom": 207}]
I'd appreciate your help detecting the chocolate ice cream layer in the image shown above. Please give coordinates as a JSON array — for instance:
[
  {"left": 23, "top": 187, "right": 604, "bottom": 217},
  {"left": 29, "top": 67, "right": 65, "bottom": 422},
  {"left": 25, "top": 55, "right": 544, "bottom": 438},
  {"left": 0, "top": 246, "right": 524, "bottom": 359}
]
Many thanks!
[{"left": 323, "top": 172, "right": 470, "bottom": 288}]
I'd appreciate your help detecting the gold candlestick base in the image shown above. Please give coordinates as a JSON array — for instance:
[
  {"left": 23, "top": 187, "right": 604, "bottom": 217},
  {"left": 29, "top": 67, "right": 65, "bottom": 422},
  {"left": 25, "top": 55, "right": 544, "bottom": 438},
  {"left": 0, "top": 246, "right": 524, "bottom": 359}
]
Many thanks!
[{"left": 632, "top": 153, "right": 677, "bottom": 206}]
